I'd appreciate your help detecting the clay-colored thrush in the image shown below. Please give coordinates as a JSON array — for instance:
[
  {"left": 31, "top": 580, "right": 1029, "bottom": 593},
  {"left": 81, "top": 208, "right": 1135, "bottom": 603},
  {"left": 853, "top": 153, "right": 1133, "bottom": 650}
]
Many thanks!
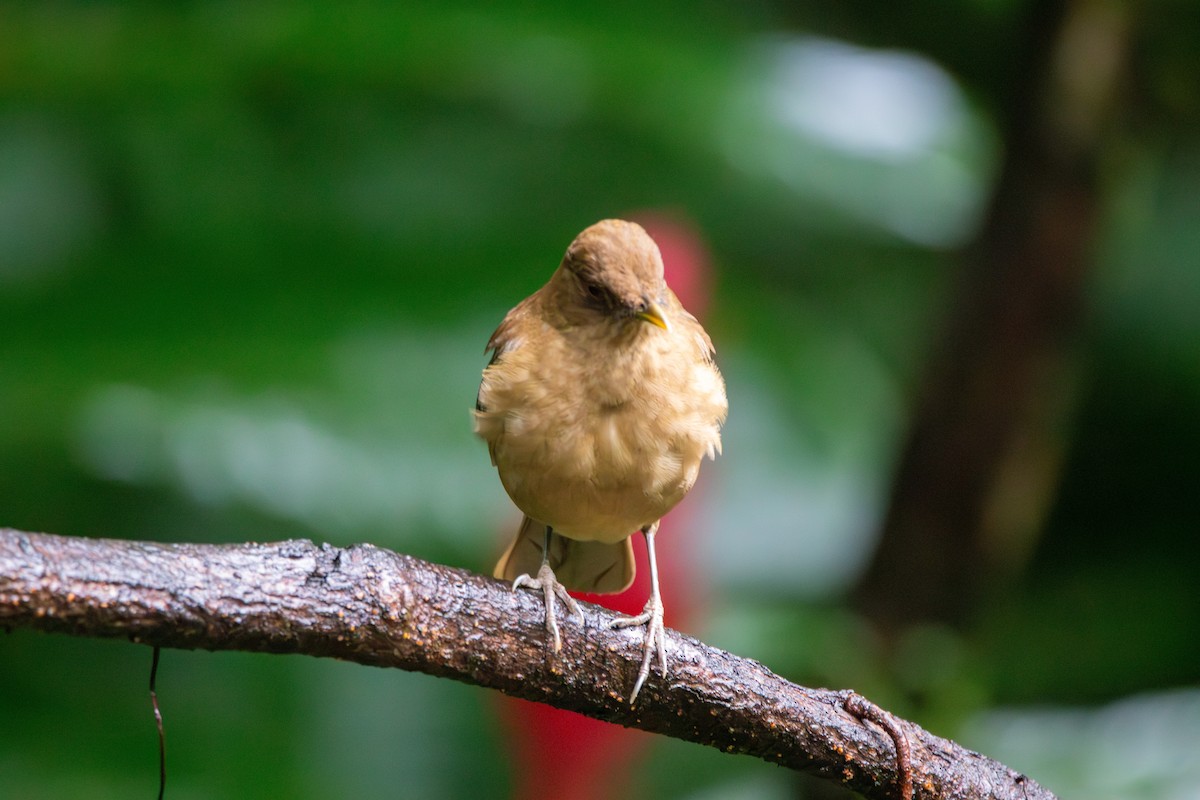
[{"left": 475, "top": 218, "right": 727, "bottom": 702}]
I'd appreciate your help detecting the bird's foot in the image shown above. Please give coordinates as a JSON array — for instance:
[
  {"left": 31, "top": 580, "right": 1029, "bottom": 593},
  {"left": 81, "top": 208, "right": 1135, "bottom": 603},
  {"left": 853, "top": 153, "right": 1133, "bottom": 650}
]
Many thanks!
[
  {"left": 512, "top": 563, "right": 582, "bottom": 652},
  {"left": 608, "top": 594, "right": 666, "bottom": 704}
]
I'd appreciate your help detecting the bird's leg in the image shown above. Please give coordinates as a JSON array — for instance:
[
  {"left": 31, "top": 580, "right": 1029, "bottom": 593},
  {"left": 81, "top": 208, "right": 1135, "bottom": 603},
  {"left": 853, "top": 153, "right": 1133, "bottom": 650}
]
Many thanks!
[
  {"left": 608, "top": 522, "right": 666, "bottom": 704},
  {"left": 511, "top": 525, "right": 581, "bottom": 652}
]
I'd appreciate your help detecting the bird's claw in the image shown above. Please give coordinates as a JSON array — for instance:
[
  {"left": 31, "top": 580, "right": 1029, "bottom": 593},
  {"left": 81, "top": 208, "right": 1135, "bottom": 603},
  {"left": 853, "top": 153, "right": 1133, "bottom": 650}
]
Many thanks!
[
  {"left": 608, "top": 595, "right": 666, "bottom": 704},
  {"left": 512, "top": 563, "right": 581, "bottom": 652}
]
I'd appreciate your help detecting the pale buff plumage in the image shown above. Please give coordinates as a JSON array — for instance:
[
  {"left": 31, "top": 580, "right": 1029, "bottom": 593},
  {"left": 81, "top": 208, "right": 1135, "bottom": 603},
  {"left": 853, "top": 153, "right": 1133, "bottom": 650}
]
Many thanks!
[{"left": 474, "top": 218, "right": 727, "bottom": 702}]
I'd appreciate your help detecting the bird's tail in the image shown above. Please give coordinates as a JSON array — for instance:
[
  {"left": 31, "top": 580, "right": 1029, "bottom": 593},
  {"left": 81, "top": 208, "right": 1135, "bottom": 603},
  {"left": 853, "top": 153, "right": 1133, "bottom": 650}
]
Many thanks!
[{"left": 494, "top": 515, "right": 636, "bottom": 595}]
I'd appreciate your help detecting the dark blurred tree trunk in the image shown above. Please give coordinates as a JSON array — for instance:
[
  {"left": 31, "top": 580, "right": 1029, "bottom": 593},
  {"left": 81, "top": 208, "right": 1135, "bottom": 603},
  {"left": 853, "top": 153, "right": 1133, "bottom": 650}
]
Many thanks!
[{"left": 855, "top": 0, "right": 1130, "bottom": 630}]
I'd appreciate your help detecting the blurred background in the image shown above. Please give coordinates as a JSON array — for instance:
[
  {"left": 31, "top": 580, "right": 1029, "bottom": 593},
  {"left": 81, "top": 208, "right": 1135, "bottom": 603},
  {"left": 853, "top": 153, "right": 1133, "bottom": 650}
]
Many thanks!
[{"left": 2, "top": 1, "right": 1198, "bottom": 798}]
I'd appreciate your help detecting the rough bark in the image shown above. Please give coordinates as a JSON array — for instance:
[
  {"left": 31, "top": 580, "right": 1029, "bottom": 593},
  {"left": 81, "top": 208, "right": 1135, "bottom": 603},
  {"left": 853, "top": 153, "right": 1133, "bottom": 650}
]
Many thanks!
[{"left": 0, "top": 528, "right": 1052, "bottom": 800}]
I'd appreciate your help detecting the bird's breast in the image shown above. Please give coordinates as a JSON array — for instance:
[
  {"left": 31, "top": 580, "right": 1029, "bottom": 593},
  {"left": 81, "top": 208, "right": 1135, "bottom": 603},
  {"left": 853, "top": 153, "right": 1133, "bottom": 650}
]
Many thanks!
[{"left": 476, "top": 330, "right": 722, "bottom": 543}]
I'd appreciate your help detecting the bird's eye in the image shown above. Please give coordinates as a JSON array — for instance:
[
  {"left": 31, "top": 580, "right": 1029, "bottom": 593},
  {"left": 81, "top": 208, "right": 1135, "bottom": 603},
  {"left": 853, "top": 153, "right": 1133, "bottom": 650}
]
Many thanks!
[{"left": 582, "top": 281, "right": 608, "bottom": 306}]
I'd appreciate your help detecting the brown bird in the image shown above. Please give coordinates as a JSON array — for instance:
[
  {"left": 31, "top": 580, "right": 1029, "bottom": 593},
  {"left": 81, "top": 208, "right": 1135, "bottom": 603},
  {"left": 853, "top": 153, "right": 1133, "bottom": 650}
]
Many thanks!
[{"left": 474, "top": 218, "right": 727, "bottom": 703}]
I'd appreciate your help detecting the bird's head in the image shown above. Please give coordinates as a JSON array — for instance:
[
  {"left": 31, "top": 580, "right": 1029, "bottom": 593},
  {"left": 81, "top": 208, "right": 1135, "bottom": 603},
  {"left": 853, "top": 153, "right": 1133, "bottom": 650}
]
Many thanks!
[{"left": 552, "top": 219, "right": 671, "bottom": 333}]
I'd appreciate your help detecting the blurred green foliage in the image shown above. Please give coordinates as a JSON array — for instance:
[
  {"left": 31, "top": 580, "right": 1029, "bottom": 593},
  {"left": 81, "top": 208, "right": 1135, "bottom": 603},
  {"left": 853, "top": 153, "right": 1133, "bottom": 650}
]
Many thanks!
[{"left": 2, "top": 2, "right": 1198, "bottom": 798}]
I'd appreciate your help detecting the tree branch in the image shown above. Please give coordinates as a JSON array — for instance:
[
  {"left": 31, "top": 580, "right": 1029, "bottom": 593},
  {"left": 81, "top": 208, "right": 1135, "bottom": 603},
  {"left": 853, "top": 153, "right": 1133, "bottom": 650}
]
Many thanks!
[{"left": 0, "top": 528, "right": 1051, "bottom": 800}]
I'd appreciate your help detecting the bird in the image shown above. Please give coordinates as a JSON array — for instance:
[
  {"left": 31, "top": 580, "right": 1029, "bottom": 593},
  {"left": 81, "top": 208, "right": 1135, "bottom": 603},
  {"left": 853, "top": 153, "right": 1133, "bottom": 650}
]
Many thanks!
[{"left": 474, "top": 218, "right": 727, "bottom": 703}]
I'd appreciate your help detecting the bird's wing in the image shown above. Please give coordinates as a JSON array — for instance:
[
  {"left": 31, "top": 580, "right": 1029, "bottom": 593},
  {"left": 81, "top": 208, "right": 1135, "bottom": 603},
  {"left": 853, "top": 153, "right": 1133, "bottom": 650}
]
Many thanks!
[
  {"left": 475, "top": 295, "right": 534, "bottom": 413},
  {"left": 664, "top": 287, "right": 718, "bottom": 364},
  {"left": 474, "top": 297, "right": 538, "bottom": 463}
]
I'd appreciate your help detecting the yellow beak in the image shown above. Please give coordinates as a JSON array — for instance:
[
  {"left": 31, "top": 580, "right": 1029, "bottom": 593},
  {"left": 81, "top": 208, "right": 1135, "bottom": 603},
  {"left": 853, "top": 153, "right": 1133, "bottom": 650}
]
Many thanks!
[{"left": 635, "top": 301, "right": 670, "bottom": 332}]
